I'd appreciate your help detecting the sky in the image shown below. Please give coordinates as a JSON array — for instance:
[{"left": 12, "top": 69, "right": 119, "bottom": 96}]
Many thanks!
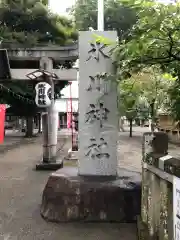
[
  {"left": 49, "top": 0, "right": 171, "bottom": 15},
  {"left": 49, "top": 0, "right": 75, "bottom": 15}
]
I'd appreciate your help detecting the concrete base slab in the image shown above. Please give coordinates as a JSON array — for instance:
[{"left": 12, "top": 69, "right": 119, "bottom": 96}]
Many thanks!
[
  {"left": 36, "top": 160, "right": 63, "bottom": 171},
  {"left": 40, "top": 166, "right": 141, "bottom": 222}
]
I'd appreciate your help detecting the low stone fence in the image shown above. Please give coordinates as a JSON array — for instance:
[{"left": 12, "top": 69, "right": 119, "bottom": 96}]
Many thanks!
[
  {"left": 139, "top": 132, "right": 179, "bottom": 240},
  {"left": 158, "top": 127, "right": 180, "bottom": 144}
]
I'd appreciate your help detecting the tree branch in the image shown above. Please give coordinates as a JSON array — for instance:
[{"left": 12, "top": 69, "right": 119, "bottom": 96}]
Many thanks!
[
  {"left": 130, "top": 56, "right": 173, "bottom": 65},
  {"left": 167, "top": 30, "right": 180, "bottom": 61}
]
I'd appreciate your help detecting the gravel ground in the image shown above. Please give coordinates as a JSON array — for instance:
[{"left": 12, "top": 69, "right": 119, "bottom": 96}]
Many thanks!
[{"left": 118, "top": 126, "right": 180, "bottom": 172}]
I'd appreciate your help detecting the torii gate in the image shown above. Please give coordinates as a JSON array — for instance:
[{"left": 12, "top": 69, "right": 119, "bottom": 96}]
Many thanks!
[{"left": 0, "top": 45, "right": 78, "bottom": 170}]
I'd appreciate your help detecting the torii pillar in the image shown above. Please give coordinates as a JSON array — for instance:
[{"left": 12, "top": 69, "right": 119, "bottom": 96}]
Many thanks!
[{"left": 36, "top": 57, "right": 62, "bottom": 170}]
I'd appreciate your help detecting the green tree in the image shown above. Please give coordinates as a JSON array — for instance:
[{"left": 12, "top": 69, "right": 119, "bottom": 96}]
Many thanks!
[
  {"left": 118, "top": 77, "right": 140, "bottom": 137},
  {"left": 168, "top": 78, "right": 180, "bottom": 120},
  {"left": 115, "top": 0, "right": 178, "bottom": 68},
  {"left": 0, "top": 2, "right": 77, "bottom": 45},
  {"left": 134, "top": 67, "right": 173, "bottom": 130},
  {"left": 114, "top": 0, "right": 180, "bottom": 120},
  {"left": 72, "top": 0, "right": 137, "bottom": 38},
  {"left": 118, "top": 67, "right": 173, "bottom": 134},
  {"left": 114, "top": 0, "right": 180, "bottom": 73}
]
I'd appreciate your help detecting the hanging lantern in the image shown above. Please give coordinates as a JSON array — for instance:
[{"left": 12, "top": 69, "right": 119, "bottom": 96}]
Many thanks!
[{"left": 35, "top": 82, "right": 52, "bottom": 108}]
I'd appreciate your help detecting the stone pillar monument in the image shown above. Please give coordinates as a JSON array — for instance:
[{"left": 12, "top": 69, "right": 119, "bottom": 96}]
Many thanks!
[
  {"left": 41, "top": 31, "right": 141, "bottom": 223},
  {"left": 78, "top": 31, "right": 118, "bottom": 177}
]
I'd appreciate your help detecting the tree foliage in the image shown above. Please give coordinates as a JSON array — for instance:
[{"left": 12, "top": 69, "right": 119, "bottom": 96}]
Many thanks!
[
  {"left": 118, "top": 67, "right": 174, "bottom": 120},
  {"left": 114, "top": 0, "right": 180, "bottom": 119},
  {"left": 114, "top": 0, "right": 180, "bottom": 73},
  {"left": 0, "top": 1, "right": 77, "bottom": 45},
  {"left": 0, "top": 0, "right": 77, "bottom": 117}
]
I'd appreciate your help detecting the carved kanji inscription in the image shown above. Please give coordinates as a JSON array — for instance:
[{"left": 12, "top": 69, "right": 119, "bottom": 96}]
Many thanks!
[
  {"left": 86, "top": 42, "right": 110, "bottom": 61},
  {"left": 85, "top": 102, "right": 110, "bottom": 128},
  {"left": 85, "top": 137, "right": 110, "bottom": 159},
  {"left": 86, "top": 73, "right": 110, "bottom": 94}
]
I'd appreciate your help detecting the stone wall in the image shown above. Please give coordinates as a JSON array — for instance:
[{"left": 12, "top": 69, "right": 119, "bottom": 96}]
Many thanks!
[{"left": 138, "top": 132, "right": 178, "bottom": 240}]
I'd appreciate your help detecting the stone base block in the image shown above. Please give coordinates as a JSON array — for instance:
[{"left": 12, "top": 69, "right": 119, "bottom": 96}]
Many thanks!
[
  {"left": 66, "top": 148, "right": 79, "bottom": 161},
  {"left": 40, "top": 166, "right": 141, "bottom": 222},
  {"left": 36, "top": 160, "right": 63, "bottom": 171}
]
